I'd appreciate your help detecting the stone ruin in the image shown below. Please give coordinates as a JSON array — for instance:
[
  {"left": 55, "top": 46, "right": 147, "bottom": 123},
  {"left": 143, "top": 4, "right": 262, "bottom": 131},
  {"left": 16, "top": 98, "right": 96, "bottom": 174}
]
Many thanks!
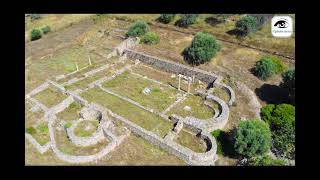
[{"left": 25, "top": 35, "right": 237, "bottom": 166}]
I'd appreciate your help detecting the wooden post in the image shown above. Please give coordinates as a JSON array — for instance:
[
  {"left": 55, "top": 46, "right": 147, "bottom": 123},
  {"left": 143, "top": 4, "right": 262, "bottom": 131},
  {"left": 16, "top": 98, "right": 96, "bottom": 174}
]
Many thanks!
[{"left": 76, "top": 63, "right": 79, "bottom": 71}]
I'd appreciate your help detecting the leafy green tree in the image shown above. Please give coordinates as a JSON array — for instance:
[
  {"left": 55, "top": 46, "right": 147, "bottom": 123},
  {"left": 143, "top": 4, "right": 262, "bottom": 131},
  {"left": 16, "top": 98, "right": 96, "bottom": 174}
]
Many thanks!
[
  {"left": 126, "top": 21, "right": 149, "bottom": 37},
  {"left": 248, "top": 155, "right": 287, "bottom": 166},
  {"left": 253, "top": 56, "right": 286, "bottom": 80},
  {"left": 236, "top": 15, "right": 258, "bottom": 35},
  {"left": 175, "top": 14, "right": 198, "bottom": 27},
  {"left": 30, "top": 29, "right": 42, "bottom": 41},
  {"left": 234, "top": 119, "right": 272, "bottom": 158},
  {"left": 157, "top": 14, "right": 175, "bottom": 24},
  {"left": 281, "top": 69, "right": 295, "bottom": 103},
  {"left": 41, "top": 25, "right": 51, "bottom": 34},
  {"left": 253, "top": 58, "right": 275, "bottom": 80},
  {"left": 183, "top": 32, "right": 221, "bottom": 66},
  {"left": 140, "top": 32, "right": 160, "bottom": 45},
  {"left": 260, "top": 104, "right": 295, "bottom": 159}
]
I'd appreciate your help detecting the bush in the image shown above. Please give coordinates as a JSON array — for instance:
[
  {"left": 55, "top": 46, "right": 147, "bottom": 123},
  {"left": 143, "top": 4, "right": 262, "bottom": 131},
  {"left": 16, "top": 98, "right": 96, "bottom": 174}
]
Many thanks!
[
  {"left": 26, "top": 127, "right": 37, "bottom": 135},
  {"left": 183, "top": 32, "right": 221, "bottom": 66},
  {"left": 236, "top": 15, "right": 257, "bottom": 35},
  {"left": 269, "top": 56, "right": 286, "bottom": 73},
  {"left": 41, "top": 25, "right": 51, "bottom": 34},
  {"left": 175, "top": 14, "right": 198, "bottom": 27},
  {"left": 126, "top": 21, "right": 149, "bottom": 37},
  {"left": 281, "top": 69, "right": 295, "bottom": 103},
  {"left": 253, "top": 56, "right": 286, "bottom": 80},
  {"left": 248, "top": 155, "right": 287, "bottom": 166},
  {"left": 234, "top": 119, "right": 272, "bottom": 158},
  {"left": 140, "top": 32, "right": 160, "bottom": 45},
  {"left": 157, "top": 14, "right": 175, "bottom": 24},
  {"left": 30, "top": 29, "right": 42, "bottom": 41},
  {"left": 30, "top": 14, "right": 41, "bottom": 21},
  {"left": 253, "top": 58, "right": 274, "bottom": 80},
  {"left": 260, "top": 104, "right": 295, "bottom": 159}
]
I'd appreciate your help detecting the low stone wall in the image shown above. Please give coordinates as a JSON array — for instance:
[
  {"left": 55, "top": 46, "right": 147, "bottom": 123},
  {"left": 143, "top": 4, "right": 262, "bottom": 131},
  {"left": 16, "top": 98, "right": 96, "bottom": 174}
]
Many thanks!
[
  {"left": 214, "top": 83, "right": 236, "bottom": 106},
  {"left": 66, "top": 119, "right": 105, "bottom": 147},
  {"left": 171, "top": 90, "right": 230, "bottom": 133},
  {"left": 123, "top": 49, "right": 220, "bottom": 84},
  {"left": 25, "top": 133, "right": 51, "bottom": 154},
  {"left": 26, "top": 82, "right": 49, "bottom": 98},
  {"left": 27, "top": 97, "right": 49, "bottom": 112},
  {"left": 104, "top": 106, "right": 216, "bottom": 165},
  {"left": 116, "top": 37, "right": 140, "bottom": 55}
]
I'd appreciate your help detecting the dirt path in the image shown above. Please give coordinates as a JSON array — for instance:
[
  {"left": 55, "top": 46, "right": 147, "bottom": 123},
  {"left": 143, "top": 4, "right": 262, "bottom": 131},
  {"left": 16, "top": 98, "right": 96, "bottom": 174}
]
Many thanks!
[{"left": 25, "top": 19, "right": 94, "bottom": 61}]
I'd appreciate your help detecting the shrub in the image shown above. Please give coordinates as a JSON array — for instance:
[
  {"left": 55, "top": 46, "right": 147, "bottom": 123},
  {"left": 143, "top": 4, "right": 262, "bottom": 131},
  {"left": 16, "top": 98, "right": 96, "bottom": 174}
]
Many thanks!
[
  {"left": 248, "top": 155, "right": 287, "bottom": 166},
  {"left": 157, "top": 14, "right": 175, "bottom": 24},
  {"left": 281, "top": 69, "right": 295, "bottom": 103},
  {"left": 126, "top": 21, "right": 149, "bottom": 37},
  {"left": 41, "top": 25, "right": 51, "bottom": 34},
  {"left": 253, "top": 56, "right": 286, "bottom": 80},
  {"left": 183, "top": 32, "right": 221, "bottom": 66},
  {"left": 236, "top": 15, "right": 257, "bottom": 35},
  {"left": 249, "top": 14, "right": 273, "bottom": 29},
  {"left": 234, "top": 119, "right": 272, "bottom": 158},
  {"left": 25, "top": 127, "right": 37, "bottom": 135},
  {"left": 30, "top": 29, "right": 42, "bottom": 41},
  {"left": 30, "top": 14, "right": 41, "bottom": 21},
  {"left": 269, "top": 56, "right": 286, "bottom": 74},
  {"left": 140, "top": 32, "right": 160, "bottom": 45},
  {"left": 175, "top": 14, "right": 198, "bottom": 27},
  {"left": 260, "top": 104, "right": 295, "bottom": 159}
]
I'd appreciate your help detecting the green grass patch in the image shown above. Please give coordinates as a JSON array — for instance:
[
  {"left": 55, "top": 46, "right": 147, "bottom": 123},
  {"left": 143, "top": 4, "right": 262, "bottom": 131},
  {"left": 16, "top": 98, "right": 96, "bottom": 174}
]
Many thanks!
[
  {"left": 212, "top": 87, "right": 230, "bottom": 103},
  {"left": 26, "top": 127, "right": 37, "bottom": 135},
  {"left": 37, "top": 122, "right": 49, "bottom": 133},
  {"left": 33, "top": 87, "right": 67, "bottom": 108},
  {"left": 25, "top": 122, "right": 50, "bottom": 145},
  {"left": 56, "top": 102, "right": 82, "bottom": 121},
  {"left": 211, "top": 129, "right": 223, "bottom": 155},
  {"left": 74, "top": 120, "right": 99, "bottom": 137},
  {"left": 64, "top": 122, "right": 72, "bottom": 129},
  {"left": 81, "top": 87, "right": 174, "bottom": 138},
  {"left": 167, "top": 95, "right": 214, "bottom": 119},
  {"left": 102, "top": 71, "right": 179, "bottom": 112},
  {"left": 174, "top": 129, "right": 207, "bottom": 153}
]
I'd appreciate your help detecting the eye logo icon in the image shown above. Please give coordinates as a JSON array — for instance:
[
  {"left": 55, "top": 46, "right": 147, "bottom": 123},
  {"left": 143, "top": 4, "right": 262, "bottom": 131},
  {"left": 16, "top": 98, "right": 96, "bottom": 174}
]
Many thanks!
[
  {"left": 274, "top": 19, "right": 289, "bottom": 28},
  {"left": 272, "top": 16, "right": 293, "bottom": 37}
]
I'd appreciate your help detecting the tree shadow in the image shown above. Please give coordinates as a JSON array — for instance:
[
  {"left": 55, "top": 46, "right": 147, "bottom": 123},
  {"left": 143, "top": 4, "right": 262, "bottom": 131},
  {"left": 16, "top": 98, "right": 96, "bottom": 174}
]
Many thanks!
[
  {"left": 204, "top": 17, "right": 224, "bottom": 26},
  {"left": 255, "top": 84, "right": 290, "bottom": 105},
  {"left": 217, "top": 129, "right": 239, "bottom": 158},
  {"left": 226, "top": 29, "right": 247, "bottom": 38},
  {"left": 174, "top": 19, "right": 187, "bottom": 28}
]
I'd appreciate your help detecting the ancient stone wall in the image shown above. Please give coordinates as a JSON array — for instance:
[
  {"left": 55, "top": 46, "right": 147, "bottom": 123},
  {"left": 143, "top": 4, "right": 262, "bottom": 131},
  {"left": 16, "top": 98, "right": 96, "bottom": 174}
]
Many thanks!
[
  {"left": 171, "top": 90, "right": 230, "bottom": 133},
  {"left": 214, "top": 83, "right": 236, "bottom": 106},
  {"left": 103, "top": 106, "right": 216, "bottom": 165},
  {"left": 123, "top": 49, "right": 220, "bottom": 84}
]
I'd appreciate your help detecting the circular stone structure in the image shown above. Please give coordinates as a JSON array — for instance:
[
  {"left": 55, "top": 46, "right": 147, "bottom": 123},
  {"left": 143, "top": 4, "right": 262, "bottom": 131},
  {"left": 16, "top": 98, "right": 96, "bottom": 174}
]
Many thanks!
[{"left": 79, "top": 107, "right": 102, "bottom": 121}]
